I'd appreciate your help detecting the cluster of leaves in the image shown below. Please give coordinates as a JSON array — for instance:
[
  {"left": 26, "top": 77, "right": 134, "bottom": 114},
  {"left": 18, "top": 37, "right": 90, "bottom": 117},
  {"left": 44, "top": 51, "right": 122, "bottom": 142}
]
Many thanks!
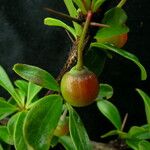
[
  {"left": 0, "top": 64, "right": 108, "bottom": 150},
  {"left": 0, "top": 64, "right": 150, "bottom": 150},
  {"left": 0, "top": 0, "right": 149, "bottom": 150},
  {"left": 44, "top": 0, "right": 147, "bottom": 79},
  {"left": 97, "top": 87, "right": 150, "bottom": 150}
]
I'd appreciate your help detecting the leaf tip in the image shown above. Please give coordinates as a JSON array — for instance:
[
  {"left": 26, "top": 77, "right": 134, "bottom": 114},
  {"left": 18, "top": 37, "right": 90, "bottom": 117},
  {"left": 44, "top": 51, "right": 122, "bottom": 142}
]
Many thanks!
[
  {"left": 13, "top": 63, "right": 22, "bottom": 72},
  {"left": 44, "top": 18, "right": 49, "bottom": 25}
]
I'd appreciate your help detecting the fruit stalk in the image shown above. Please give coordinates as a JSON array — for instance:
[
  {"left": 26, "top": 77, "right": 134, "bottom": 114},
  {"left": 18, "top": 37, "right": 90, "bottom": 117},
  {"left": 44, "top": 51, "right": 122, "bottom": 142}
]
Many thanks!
[{"left": 76, "top": 11, "right": 92, "bottom": 70}]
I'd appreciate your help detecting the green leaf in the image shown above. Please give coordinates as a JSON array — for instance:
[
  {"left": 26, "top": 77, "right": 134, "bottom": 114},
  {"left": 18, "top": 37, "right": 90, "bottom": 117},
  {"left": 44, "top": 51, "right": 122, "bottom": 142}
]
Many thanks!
[
  {"left": 8, "top": 97, "right": 17, "bottom": 106},
  {"left": 14, "top": 111, "right": 28, "bottom": 150},
  {"left": 141, "top": 124, "right": 150, "bottom": 130},
  {"left": 64, "top": 0, "right": 82, "bottom": 36},
  {"left": 50, "top": 136, "right": 59, "bottom": 148},
  {"left": 92, "top": 0, "right": 106, "bottom": 12},
  {"left": 14, "top": 80, "right": 28, "bottom": 94},
  {"left": 13, "top": 64, "right": 59, "bottom": 91},
  {"left": 97, "top": 84, "right": 113, "bottom": 100},
  {"left": 59, "top": 136, "right": 76, "bottom": 150},
  {"left": 95, "top": 7, "right": 129, "bottom": 39},
  {"left": 0, "top": 126, "right": 13, "bottom": 145},
  {"left": 7, "top": 112, "right": 20, "bottom": 142},
  {"left": 101, "top": 130, "right": 127, "bottom": 138},
  {"left": 15, "top": 89, "right": 26, "bottom": 105},
  {"left": 128, "top": 126, "right": 146, "bottom": 138},
  {"left": 84, "top": 48, "right": 106, "bottom": 76},
  {"left": 101, "top": 130, "right": 118, "bottom": 138},
  {"left": 26, "top": 82, "right": 42, "bottom": 106},
  {"left": 126, "top": 139, "right": 140, "bottom": 150},
  {"left": 67, "top": 104, "right": 92, "bottom": 150},
  {"left": 24, "top": 95, "right": 63, "bottom": 150},
  {"left": 44, "top": 18, "right": 76, "bottom": 39},
  {"left": 128, "top": 126, "right": 150, "bottom": 140},
  {"left": 0, "top": 98, "right": 18, "bottom": 120},
  {"left": 73, "top": 0, "right": 87, "bottom": 14},
  {"left": 0, "top": 66, "right": 22, "bottom": 106},
  {"left": 136, "top": 89, "right": 150, "bottom": 124},
  {"left": 0, "top": 144, "right": 3, "bottom": 150},
  {"left": 91, "top": 42, "right": 147, "bottom": 80},
  {"left": 138, "top": 140, "right": 150, "bottom": 150},
  {"left": 97, "top": 100, "right": 122, "bottom": 129}
]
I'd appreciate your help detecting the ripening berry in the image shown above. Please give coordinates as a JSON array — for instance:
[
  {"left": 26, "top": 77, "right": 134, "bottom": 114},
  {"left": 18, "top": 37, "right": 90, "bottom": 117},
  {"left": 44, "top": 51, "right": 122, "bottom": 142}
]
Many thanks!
[{"left": 60, "top": 67, "right": 99, "bottom": 107}]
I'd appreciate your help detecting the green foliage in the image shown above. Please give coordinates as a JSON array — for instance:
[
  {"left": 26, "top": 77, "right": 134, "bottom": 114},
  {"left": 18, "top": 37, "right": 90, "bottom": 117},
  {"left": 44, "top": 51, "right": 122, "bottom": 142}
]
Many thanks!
[
  {"left": 13, "top": 64, "right": 59, "bottom": 91},
  {"left": 59, "top": 136, "right": 76, "bottom": 150},
  {"left": 136, "top": 89, "right": 150, "bottom": 124},
  {"left": 0, "top": 144, "right": 3, "bottom": 150},
  {"left": 92, "top": 0, "right": 107, "bottom": 12},
  {"left": 24, "top": 95, "right": 63, "bottom": 150},
  {"left": 97, "top": 84, "right": 113, "bottom": 100},
  {"left": 101, "top": 130, "right": 127, "bottom": 139},
  {"left": 0, "top": 126, "right": 13, "bottom": 145},
  {"left": 67, "top": 104, "right": 92, "bottom": 150},
  {"left": 26, "top": 82, "right": 42, "bottom": 106},
  {"left": 97, "top": 100, "right": 122, "bottom": 129},
  {"left": 14, "top": 80, "right": 28, "bottom": 94},
  {"left": 0, "top": 66, "right": 22, "bottom": 106},
  {"left": 44, "top": 18, "right": 77, "bottom": 39},
  {"left": 138, "top": 140, "right": 150, "bottom": 150},
  {"left": 0, "top": 0, "right": 149, "bottom": 150},
  {"left": 64, "top": 0, "right": 82, "bottom": 36},
  {"left": 0, "top": 98, "right": 18, "bottom": 120},
  {"left": 95, "top": 7, "right": 129, "bottom": 39},
  {"left": 127, "top": 126, "right": 150, "bottom": 140},
  {"left": 97, "top": 84, "right": 122, "bottom": 129},
  {"left": 91, "top": 43, "right": 147, "bottom": 80},
  {"left": 7, "top": 112, "right": 20, "bottom": 143},
  {"left": 14, "top": 112, "right": 28, "bottom": 150},
  {"left": 72, "top": 0, "right": 87, "bottom": 14}
]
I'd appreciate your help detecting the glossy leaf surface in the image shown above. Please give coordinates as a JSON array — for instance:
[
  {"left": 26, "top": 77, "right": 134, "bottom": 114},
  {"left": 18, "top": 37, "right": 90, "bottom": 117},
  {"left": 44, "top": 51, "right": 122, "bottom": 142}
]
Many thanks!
[
  {"left": 95, "top": 7, "right": 129, "bottom": 39},
  {"left": 13, "top": 64, "right": 59, "bottom": 91},
  {"left": 0, "top": 98, "right": 18, "bottom": 120},
  {"left": 44, "top": 18, "right": 76, "bottom": 39},
  {"left": 136, "top": 89, "right": 150, "bottom": 124},
  {"left": 0, "top": 66, "right": 22, "bottom": 105},
  {"left": 67, "top": 104, "right": 92, "bottom": 150},
  {"left": 97, "top": 100, "right": 122, "bottom": 129},
  {"left": 64, "top": 0, "right": 82, "bottom": 36},
  {"left": 26, "top": 82, "right": 42, "bottom": 106},
  {"left": 14, "top": 80, "right": 28, "bottom": 94},
  {"left": 97, "top": 84, "right": 113, "bottom": 100},
  {"left": 138, "top": 140, "right": 150, "bottom": 150},
  {"left": 7, "top": 112, "right": 20, "bottom": 142},
  {"left": 0, "top": 126, "right": 13, "bottom": 145},
  {"left": 24, "top": 95, "right": 63, "bottom": 150},
  {"left": 91, "top": 43, "right": 147, "bottom": 80},
  {"left": 14, "top": 111, "right": 28, "bottom": 150},
  {"left": 59, "top": 136, "right": 76, "bottom": 150}
]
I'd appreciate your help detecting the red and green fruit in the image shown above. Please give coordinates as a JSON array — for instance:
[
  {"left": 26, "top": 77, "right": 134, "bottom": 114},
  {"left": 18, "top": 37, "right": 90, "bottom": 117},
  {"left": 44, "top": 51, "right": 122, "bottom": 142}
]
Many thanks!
[
  {"left": 54, "top": 117, "right": 69, "bottom": 137},
  {"left": 98, "top": 33, "right": 128, "bottom": 48},
  {"left": 60, "top": 67, "right": 99, "bottom": 107}
]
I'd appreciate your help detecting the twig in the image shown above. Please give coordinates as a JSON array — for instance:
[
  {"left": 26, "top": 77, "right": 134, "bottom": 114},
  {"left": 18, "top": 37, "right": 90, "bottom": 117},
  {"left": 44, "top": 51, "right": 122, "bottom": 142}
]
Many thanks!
[
  {"left": 90, "top": 22, "right": 110, "bottom": 28},
  {"left": 44, "top": 7, "right": 83, "bottom": 23},
  {"left": 121, "top": 113, "right": 128, "bottom": 131}
]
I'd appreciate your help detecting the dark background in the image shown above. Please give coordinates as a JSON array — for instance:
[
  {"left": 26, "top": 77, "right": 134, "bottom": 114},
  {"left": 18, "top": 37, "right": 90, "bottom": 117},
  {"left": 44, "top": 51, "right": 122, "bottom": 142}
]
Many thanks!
[{"left": 0, "top": 0, "right": 150, "bottom": 142}]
